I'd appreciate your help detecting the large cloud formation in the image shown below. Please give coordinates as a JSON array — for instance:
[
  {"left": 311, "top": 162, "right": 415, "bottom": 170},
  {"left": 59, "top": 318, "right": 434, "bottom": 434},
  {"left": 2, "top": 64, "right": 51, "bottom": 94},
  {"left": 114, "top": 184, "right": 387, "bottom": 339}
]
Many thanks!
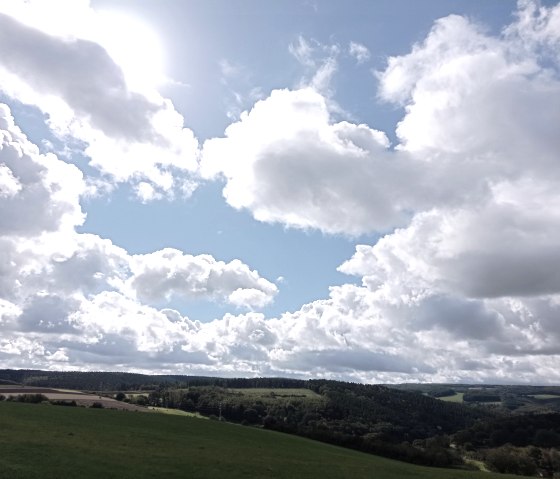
[
  {"left": 201, "top": 3, "right": 560, "bottom": 237},
  {"left": 196, "top": 0, "right": 560, "bottom": 383},
  {"left": 0, "top": 104, "right": 277, "bottom": 369},
  {"left": 2, "top": 0, "right": 560, "bottom": 384},
  {"left": 0, "top": 2, "right": 198, "bottom": 199}
]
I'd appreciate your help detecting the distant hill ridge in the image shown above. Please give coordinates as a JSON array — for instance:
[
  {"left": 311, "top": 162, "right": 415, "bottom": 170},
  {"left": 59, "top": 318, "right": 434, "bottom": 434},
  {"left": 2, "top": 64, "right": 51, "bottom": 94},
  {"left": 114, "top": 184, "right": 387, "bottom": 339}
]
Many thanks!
[{"left": 0, "top": 369, "right": 307, "bottom": 391}]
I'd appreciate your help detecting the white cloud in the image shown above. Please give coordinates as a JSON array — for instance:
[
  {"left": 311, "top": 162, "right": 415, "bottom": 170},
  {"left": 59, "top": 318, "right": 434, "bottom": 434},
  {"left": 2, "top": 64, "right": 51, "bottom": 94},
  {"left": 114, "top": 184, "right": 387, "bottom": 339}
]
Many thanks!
[
  {"left": 200, "top": 85, "right": 496, "bottom": 236},
  {"left": 0, "top": 3, "right": 199, "bottom": 200},
  {"left": 508, "top": 0, "right": 560, "bottom": 54},
  {"left": 0, "top": 164, "right": 21, "bottom": 198},
  {"left": 201, "top": 88, "right": 408, "bottom": 235},
  {"left": 310, "top": 57, "right": 338, "bottom": 92},
  {"left": 134, "top": 182, "right": 163, "bottom": 203},
  {"left": 0, "top": 102, "right": 279, "bottom": 371},
  {"left": 0, "top": 12, "right": 158, "bottom": 142},
  {"left": 228, "top": 288, "right": 275, "bottom": 310},
  {"left": 378, "top": 13, "right": 560, "bottom": 162},
  {"left": 185, "top": 1, "right": 560, "bottom": 383},
  {"left": 289, "top": 35, "right": 341, "bottom": 93},
  {"left": 0, "top": 103, "right": 85, "bottom": 236},
  {"left": 46, "top": 349, "right": 69, "bottom": 362},
  {"left": 203, "top": 2, "right": 560, "bottom": 240},
  {"left": 69, "top": 291, "right": 192, "bottom": 356},
  {"left": 288, "top": 36, "right": 316, "bottom": 67},
  {"left": 128, "top": 249, "right": 278, "bottom": 308},
  {"left": 348, "top": 41, "right": 370, "bottom": 64}
]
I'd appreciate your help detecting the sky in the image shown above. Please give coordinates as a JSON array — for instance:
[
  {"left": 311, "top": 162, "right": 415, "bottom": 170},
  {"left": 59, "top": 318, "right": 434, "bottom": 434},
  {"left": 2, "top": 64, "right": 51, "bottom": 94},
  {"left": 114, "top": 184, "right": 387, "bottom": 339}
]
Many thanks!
[{"left": 1, "top": 0, "right": 560, "bottom": 384}]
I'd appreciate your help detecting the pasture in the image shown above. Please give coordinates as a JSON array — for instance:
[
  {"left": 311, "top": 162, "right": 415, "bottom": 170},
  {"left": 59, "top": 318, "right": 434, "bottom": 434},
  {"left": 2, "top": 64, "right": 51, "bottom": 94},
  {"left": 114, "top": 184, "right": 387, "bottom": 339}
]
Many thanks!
[
  {"left": 439, "top": 392, "right": 465, "bottom": 403},
  {"left": 0, "top": 401, "right": 526, "bottom": 479},
  {"left": 529, "top": 394, "right": 560, "bottom": 400}
]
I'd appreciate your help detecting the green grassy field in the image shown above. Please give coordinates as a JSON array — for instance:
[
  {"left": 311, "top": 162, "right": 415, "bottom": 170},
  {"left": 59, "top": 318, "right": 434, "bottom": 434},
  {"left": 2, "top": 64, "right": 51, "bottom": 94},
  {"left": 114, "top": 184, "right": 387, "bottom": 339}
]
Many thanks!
[
  {"left": 439, "top": 392, "right": 465, "bottom": 403},
  {"left": 0, "top": 401, "right": 526, "bottom": 479}
]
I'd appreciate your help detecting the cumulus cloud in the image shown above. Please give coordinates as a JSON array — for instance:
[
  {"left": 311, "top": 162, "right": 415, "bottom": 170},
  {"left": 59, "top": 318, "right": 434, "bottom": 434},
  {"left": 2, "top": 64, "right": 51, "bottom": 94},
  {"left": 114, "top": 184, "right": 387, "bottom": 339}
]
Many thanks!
[
  {"left": 0, "top": 164, "right": 21, "bottom": 198},
  {"left": 0, "top": 3, "right": 198, "bottom": 199},
  {"left": 201, "top": 88, "right": 411, "bottom": 235},
  {"left": 0, "top": 102, "right": 278, "bottom": 371},
  {"left": 0, "top": 13, "right": 160, "bottom": 142},
  {"left": 378, "top": 14, "right": 560, "bottom": 164},
  {"left": 0, "top": 103, "right": 85, "bottom": 236},
  {"left": 204, "top": 2, "right": 560, "bottom": 239},
  {"left": 0, "top": 108, "right": 131, "bottom": 304},
  {"left": 188, "top": 0, "right": 560, "bottom": 383},
  {"left": 128, "top": 249, "right": 277, "bottom": 308},
  {"left": 200, "top": 86, "right": 498, "bottom": 236}
]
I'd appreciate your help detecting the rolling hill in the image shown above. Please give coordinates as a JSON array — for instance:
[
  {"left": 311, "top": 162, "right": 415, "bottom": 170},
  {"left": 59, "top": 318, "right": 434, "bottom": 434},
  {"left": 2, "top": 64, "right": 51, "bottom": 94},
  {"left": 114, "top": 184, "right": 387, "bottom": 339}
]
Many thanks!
[{"left": 0, "top": 401, "right": 526, "bottom": 479}]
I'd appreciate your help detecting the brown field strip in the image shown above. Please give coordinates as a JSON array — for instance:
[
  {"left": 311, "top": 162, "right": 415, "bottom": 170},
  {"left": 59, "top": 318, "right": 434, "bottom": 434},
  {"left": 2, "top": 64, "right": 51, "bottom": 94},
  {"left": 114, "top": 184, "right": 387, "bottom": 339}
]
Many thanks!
[
  {"left": 0, "top": 387, "right": 67, "bottom": 394},
  {"left": 0, "top": 386, "right": 150, "bottom": 411}
]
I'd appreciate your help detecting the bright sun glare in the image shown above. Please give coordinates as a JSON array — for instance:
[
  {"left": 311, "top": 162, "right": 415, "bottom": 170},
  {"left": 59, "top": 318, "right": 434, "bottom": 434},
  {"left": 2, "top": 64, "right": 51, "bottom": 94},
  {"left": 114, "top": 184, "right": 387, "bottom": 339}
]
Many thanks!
[{"left": 97, "top": 10, "right": 166, "bottom": 92}]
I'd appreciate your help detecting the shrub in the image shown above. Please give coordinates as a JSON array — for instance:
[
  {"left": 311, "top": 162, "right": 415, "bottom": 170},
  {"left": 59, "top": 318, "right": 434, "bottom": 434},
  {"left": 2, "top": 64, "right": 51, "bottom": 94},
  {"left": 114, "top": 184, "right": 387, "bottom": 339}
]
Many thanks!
[
  {"left": 13, "top": 394, "right": 49, "bottom": 404},
  {"left": 263, "top": 415, "right": 277, "bottom": 428},
  {"left": 485, "top": 446, "right": 537, "bottom": 476},
  {"left": 134, "top": 395, "right": 148, "bottom": 406},
  {"left": 243, "top": 408, "right": 260, "bottom": 424},
  {"left": 50, "top": 400, "right": 77, "bottom": 407}
]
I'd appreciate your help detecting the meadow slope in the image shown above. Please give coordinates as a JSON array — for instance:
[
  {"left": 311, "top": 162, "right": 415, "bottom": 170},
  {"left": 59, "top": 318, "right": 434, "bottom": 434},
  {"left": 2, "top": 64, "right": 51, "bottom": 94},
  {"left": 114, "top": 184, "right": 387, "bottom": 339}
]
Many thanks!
[{"left": 0, "top": 402, "right": 527, "bottom": 479}]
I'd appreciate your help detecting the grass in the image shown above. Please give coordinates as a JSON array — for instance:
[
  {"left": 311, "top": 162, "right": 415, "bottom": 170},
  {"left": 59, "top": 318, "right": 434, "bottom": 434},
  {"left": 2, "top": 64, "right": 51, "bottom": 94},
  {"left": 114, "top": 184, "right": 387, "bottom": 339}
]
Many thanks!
[
  {"left": 439, "top": 392, "right": 464, "bottom": 403},
  {"left": 148, "top": 406, "right": 207, "bottom": 418},
  {"left": 0, "top": 401, "right": 527, "bottom": 479},
  {"left": 529, "top": 394, "right": 560, "bottom": 400}
]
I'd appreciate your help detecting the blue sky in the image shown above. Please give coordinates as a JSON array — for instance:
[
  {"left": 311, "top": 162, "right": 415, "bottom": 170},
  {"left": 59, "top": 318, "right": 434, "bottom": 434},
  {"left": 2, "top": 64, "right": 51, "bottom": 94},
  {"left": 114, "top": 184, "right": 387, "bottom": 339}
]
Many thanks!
[
  {"left": 1, "top": 0, "right": 560, "bottom": 383},
  {"left": 80, "top": 181, "right": 366, "bottom": 320}
]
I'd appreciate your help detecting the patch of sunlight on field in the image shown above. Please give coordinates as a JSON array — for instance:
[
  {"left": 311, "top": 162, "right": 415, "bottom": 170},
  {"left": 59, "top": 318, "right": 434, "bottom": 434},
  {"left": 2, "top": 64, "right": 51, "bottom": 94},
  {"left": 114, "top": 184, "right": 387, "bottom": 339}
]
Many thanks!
[
  {"left": 149, "top": 406, "right": 207, "bottom": 418},
  {"left": 529, "top": 394, "right": 560, "bottom": 400},
  {"left": 463, "top": 458, "right": 489, "bottom": 472},
  {"left": 439, "top": 392, "right": 464, "bottom": 403}
]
